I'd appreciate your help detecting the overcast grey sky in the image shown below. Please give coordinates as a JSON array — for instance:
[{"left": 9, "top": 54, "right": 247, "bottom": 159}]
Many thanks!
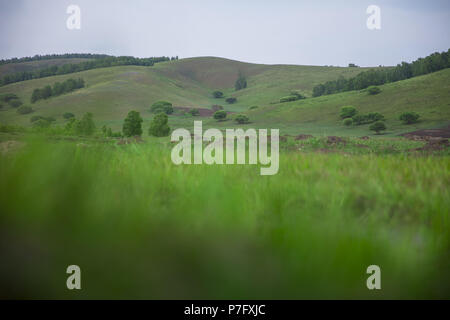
[{"left": 0, "top": 0, "right": 449, "bottom": 66}]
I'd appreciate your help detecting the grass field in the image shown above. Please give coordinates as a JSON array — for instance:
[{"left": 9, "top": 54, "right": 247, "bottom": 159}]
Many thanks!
[{"left": 0, "top": 135, "right": 449, "bottom": 299}]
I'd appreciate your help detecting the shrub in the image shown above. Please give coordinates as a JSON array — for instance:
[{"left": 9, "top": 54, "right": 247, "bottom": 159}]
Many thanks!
[
  {"left": 399, "top": 112, "right": 420, "bottom": 124},
  {"left": 63, "top": 112, "right": 75, "bottom": 120},
  {"left": 17, "top": 105, "right": 33, "bottom": 115},
  {"left": 211, "top": 105, "right": 223, "bottom": 112},
  {"left": 343, "top": 118, "right": 353, "bottom": 126},
  {"left": 340, "top": 106, "right": 357, "bottom": 119},
  {"left": 148, "top": 112, "right": 170, "bottom": 137},
  {"left": 290, "top": 91, "right": 306, "bottom": 100},
  {"left": 352, "top": 112, "right": 385, "bottom": 125},
  {"left": 123, "top": 110, "right": 143, "bottom": 137},
  {"left": 367, "top": 86, "right": 381, "bottom": 95},
  {"left": 226, "top": 97, "right": 237, "bottom": 104},
  {"left": 213, "top": 91, "right": 223, "bottom": 98},
  {"left": 234, "top": 114, "right": 250, "bottom": 124},
  {"left": 280, "top": 95, "right": 299, "bottom": 103},
  {"left": 189, "top": 108, "right": 200, "bottom": 116},
  {"left": 151, "top": 101, "right": 173, "bottom": 114},
  {"left": 32, "top": 119, "right": 51, "bottom": 129},
  {"left": 0, "top": 93, "right": 18, "bottom": 103},
  {"left": 9, "top": 99, "right": 23, "bottom": 108},
  {"left": 31, "top": 115, "right": 55, "bottom": 123},
  {"left": 213, "top": 110, "right": 227, "bottom": 121},
  {"left": 369, "top": 121, "right": 386, "bottom": 134}
]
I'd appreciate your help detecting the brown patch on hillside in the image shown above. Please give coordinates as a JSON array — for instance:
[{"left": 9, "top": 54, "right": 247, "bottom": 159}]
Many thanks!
[
  {"left": 410, "top": 138, "right": 449, "bottom": 152},
  {"left": 295, "top": 134, "right": 313, "bottom": 141},
  {"left": 327, "top": 136, "right": 347, "bottom": 145},
  {"left": 401, "top": 125, "right": 450, "bottom": 140}
]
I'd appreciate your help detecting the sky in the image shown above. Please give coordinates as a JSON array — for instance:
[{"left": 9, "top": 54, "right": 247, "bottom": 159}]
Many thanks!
[{"left": 0, "top": 0, "right": 449, "bottom": 67}]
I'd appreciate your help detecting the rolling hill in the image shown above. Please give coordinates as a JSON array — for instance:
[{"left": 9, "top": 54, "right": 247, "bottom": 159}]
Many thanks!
[{"left": 0, "top": 56, "right": 449, "bottom": 136}]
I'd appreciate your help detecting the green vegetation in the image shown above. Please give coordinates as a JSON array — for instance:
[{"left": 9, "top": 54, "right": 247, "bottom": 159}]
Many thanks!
[
  {"left": 123, "top": 110, "right": 143, "bottom": 137},
  {"left": 31, "top": 78, "right": 85, "bottom": 103},
  {"left": 235, "top": 73, "right": 247, "bottom": 91},
  {"left": 340, "top": 106, "right": 357, "bottom": 119},
  {"left": 226, "top": 97, "right": 237, "bottom": 104},
  {"left": 399, "top": 112, "right": 420, "bottom": 124},
  {"left": 234, "top": 114, "right": 250, "bottom": 124},
  {"left": 352, "top": 112, "right": 385, "bottom": 125},
  {"left": 313, "top": 49, "right": 450, "bottom": 97},
  {"left": 213, "top": 110, "right": 227, "bottom": 121},
  {"left": 0, "top": 137, "right": 448, "bottom": 299},
  {"left": 213, "top": 91, "right": 223, "bottom": 98},
  {"left": 343, "top": 118, "right": 353, "bottom": 126},
  {"left": 1, "top": 54, "right": 175, "bottom": 87},
  {"left": 150, "top": 101, "right": 174, "bottom": 115},
  {"left": 8, "top": 99, "right": 23, "bottom": 108},
  {"left": 189, "top": 108, "right": 200, "bottom": 116},
  {"left": 63, "top": 112, "right": 75, "bottom": 120},
  {"left": 16, "top": 105, "right": 33, "bottom": 115},
  {"left": 369, "top": 121, "right": 387, "bottom": 134},
  {"left": 149, "top": 112, "right": 170, "bottom": 137},
  {"left": 367, "top": 86, "right": 381, "bottom": 95}
]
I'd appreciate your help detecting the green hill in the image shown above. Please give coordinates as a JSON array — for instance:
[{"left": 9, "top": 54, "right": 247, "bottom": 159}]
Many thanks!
[{"left": 0, "top": 56, "right": 448, "bottom": 136}]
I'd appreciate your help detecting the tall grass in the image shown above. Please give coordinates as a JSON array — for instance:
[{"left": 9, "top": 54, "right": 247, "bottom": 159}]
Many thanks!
[{"left": 0, "top": 137, "right": 449, "bottom": 299}]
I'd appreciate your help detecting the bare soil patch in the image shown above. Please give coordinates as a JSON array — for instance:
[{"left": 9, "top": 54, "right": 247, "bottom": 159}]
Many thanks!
[{"left": 401, "top": 125, "right": 450, "bottom": 140}]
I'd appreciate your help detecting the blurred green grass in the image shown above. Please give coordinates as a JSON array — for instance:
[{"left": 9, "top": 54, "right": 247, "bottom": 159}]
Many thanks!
[{"left": 0, "top": 137, "right": 449, "bottom": 299}]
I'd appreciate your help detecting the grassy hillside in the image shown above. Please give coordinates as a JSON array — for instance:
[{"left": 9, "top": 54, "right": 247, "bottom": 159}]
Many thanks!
[
  {"left": 0, "top": 56, "right": 449, "bottom": 137},
  {"left": 0, "top": 58, "right": 93, "bottom": 78},
  {"left": 248, "top": 68, "right": 450, "bottom": 136},
  {"left": 0, "top": 57, "right": 376, "bottom": 128}
]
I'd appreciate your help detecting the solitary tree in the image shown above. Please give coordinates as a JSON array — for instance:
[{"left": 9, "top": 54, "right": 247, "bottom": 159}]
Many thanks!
[
  {"left": 399, "top": 112, "right": 420, "bottom": 124},
  {"left": 123, "top": 110, "right": 143, "bottom": 137},
  {"left": 369, "top": 121, "right": 386, "bottom": 134},
  {"left": 235, "top": 73, "right": 247, "bottom": 91},
  {"left": 149, "top": 112, "right": 170, "bottom": 137}
]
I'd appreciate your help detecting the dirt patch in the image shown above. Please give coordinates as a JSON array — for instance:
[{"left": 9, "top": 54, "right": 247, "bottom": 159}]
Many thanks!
[
  {"left": 327, "top": 136, "right": 347, "bottom": 145},
  {"left": 401, "top": 125, "right": 450, "bottom": 140},
  {"left": 295, "top": 134, "right": 313, "bottom": 141},
  {"left": 359, "top": 136, "right": 370, "bottom": 140},
  {"left": 0, "top": 140, "right": 24, "bottom": 154},
  {"left": 410, "top": 138, "right": 449, "bottom": 152}
]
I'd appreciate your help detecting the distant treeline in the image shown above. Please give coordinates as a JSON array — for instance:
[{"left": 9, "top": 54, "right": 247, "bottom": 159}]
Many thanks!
[
  {"left": 31, "top": 78, "right": 85, "bottom": 103},
  {"left": 313, "top": 49, "right": 450, "bottom": 97},
  {"left": 0, "top": 55, "right": 178, "bottom": 87},
  {"left": 0, "top": 53, "right": 111, "bottom": 66}
]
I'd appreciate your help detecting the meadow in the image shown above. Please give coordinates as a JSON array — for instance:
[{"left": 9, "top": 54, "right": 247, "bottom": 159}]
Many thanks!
[{"left": 0, "top": 134, "right": 449, "bottom": 299}]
